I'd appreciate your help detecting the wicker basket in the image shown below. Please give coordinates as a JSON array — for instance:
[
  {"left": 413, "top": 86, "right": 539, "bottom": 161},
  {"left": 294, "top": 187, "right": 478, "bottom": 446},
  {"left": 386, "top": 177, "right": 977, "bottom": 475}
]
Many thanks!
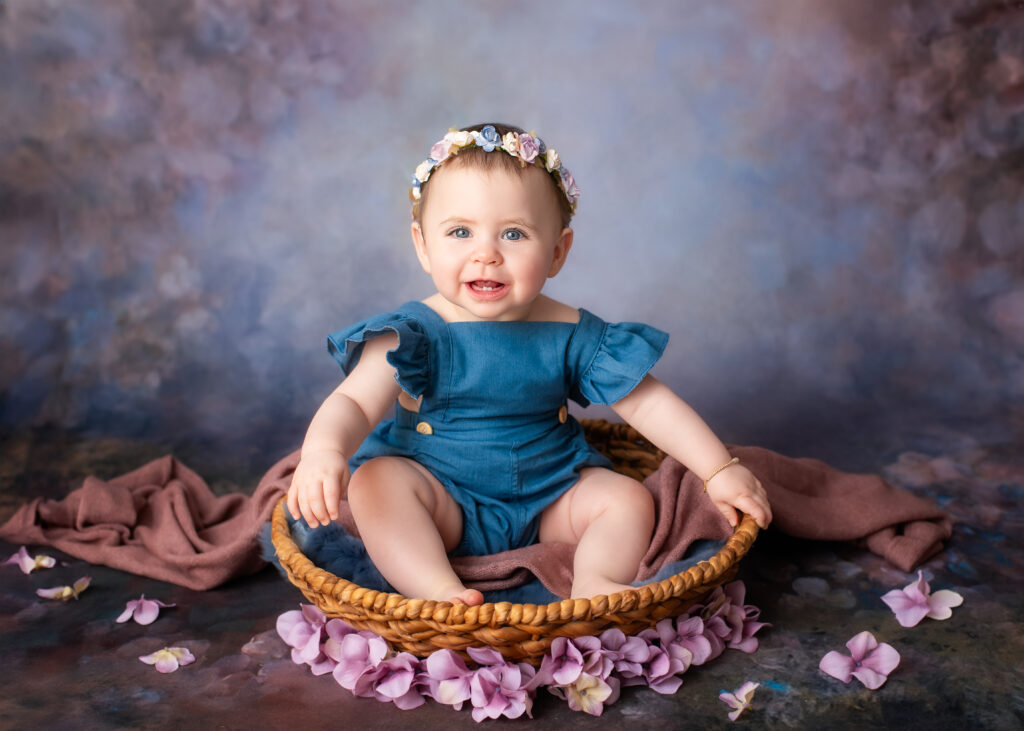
[{"left": 271, "top": 419, "right": 758, "bottom": 665}]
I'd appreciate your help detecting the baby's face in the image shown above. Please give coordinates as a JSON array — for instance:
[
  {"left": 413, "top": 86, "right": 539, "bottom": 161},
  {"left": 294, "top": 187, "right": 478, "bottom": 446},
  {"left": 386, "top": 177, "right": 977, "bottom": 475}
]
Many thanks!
[{"left": 411, "top": 163, "right": 573, "bottom": 322}]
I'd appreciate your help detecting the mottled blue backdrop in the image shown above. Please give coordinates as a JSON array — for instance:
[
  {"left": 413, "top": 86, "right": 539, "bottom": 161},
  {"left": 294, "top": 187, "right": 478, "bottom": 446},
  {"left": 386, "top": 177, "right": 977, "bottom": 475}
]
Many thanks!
[{"left": 1, "top": 1, "right": 1021, "bottom": 467}]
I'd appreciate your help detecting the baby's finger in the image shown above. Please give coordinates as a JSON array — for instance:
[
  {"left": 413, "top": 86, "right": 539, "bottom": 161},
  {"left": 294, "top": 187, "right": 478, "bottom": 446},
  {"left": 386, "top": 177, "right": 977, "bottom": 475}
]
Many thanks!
[
  {"left": 305, "top": 483, "right": 331, "bottom": 527},
  {"left": 736, "top": 493, "right": 771, "bottom": 529},
  {"left": 286, "top": 483, "right": 300, "bottom": 521},
  {"left": 715, "top": 503, "right": 739, "bottom": 529},
  {"left": 323, "top": 478, "right": 343, "bottom": 521},
  {"left": 297, "top": 485, "right": 321, "bottom": 529}
]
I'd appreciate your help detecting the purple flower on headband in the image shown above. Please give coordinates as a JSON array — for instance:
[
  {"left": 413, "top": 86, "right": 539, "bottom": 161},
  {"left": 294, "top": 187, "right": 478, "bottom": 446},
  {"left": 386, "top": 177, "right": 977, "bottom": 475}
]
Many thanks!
[
  {"left": 429, "top": 140, "right": 451, "bottom": 162},
  {"left": 474, "top": 125, "right": 501, "bottom": 152},
  {"left": 518, "top": 134, "right": 540, "bottom": 163},
  {"left": 560, "top": 167, "right": 580, "bottom": 200}
]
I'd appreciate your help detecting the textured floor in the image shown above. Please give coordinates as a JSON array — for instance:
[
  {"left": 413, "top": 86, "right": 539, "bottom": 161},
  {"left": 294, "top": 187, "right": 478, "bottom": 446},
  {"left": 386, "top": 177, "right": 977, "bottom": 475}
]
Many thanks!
[{"left": 1, "top": 422, "right": 1022, "bottom": 730}]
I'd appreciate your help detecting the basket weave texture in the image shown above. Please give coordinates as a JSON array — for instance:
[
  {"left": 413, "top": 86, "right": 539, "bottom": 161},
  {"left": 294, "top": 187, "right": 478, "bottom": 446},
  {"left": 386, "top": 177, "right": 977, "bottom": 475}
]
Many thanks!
[{"left": 271, "top": 419, "right": 758, "bottom": 664}]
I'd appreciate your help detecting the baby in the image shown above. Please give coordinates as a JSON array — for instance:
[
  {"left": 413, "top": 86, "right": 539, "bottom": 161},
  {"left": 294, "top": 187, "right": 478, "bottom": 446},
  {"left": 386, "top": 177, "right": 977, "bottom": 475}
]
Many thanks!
[{"left": 287, "top": 123, "right": 772, "bottom": 605}]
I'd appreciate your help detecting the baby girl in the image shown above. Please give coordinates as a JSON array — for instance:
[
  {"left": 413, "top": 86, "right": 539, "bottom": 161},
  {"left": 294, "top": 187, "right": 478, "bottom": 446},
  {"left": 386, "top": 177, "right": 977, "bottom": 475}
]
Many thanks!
[{"left": 287, "top": 122, "right": 772, "bottom": 605}]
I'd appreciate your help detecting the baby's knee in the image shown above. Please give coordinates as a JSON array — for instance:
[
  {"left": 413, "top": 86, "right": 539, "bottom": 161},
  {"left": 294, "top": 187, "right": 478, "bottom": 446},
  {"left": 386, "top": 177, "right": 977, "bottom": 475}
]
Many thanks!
[
  {"left": 346, "top": 457, "right": 394, "bottom": 509},
  {"left": 620, "top": 478, "right": 655, "bottom": 520}
]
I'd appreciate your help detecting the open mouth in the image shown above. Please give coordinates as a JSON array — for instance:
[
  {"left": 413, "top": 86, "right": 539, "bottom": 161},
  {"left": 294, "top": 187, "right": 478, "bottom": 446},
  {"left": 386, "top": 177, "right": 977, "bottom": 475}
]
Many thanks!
[{"left": 466, "top": 280, "right": 507, "bottom": 298}]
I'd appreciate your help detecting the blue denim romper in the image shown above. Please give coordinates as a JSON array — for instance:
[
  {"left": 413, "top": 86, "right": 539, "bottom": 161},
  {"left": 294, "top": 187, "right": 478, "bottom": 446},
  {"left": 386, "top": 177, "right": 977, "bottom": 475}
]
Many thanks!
[{"left": 327, "top": 301, "right": 668, "bottom": 557}]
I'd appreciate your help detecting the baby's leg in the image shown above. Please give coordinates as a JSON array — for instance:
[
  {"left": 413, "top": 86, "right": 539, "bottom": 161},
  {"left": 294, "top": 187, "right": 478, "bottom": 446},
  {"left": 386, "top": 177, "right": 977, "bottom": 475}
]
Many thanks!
[
  {"left": 538, "top": 467, "right": 655, "bottom": 599},
  {"left": 346, "top": 456, "right": 482, "bottom": 605}
]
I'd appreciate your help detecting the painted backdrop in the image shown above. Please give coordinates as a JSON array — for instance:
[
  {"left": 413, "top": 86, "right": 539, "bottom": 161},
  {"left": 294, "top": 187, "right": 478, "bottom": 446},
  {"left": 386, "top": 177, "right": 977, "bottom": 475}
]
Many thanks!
[{"left": 1, "top": 1, "right": 1021, "bottom": 469}]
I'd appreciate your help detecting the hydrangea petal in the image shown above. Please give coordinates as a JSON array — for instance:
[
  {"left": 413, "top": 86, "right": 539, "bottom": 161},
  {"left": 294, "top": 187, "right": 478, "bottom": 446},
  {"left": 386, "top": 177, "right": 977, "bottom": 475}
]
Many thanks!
[
  {"left": 860, "top": 641, "right": 900, "bottom": 678},
  {"left": 819, "top": 650, "right": 855, "bottom": 683},
  {"left": 4, "top": 546, "right": 54, "bottom": 574},
  {"left": 116, "top": 603, "right": 137, "bottom": 623},
  {"left": 845, "top": 630, "right": 878, "bottom": 659},
  {"left": 133, "top": 599, "right": 161, "bottom": 625},
  {"left": 720, "top": 681, "right": 759, "bottom": 721},
  {"left": 926, "top": 589, "right": 964, "bottom": 620},
  {"left": 881, "top": 587, "right": 930, "bottom": 627}
]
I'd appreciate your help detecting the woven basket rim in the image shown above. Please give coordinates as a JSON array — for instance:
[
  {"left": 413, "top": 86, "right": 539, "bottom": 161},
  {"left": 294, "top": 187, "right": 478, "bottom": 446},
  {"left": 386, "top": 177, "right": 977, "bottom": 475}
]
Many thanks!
[{"left": 271, "top": 492, "right": 758, "bottom": 628}]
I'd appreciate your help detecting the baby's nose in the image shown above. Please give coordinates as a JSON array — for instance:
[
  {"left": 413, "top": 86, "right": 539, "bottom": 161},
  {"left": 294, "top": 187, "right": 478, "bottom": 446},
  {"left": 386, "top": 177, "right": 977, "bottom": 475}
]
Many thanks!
[{"left": 472, "top": 244, "right": 502, "bottom": 265}]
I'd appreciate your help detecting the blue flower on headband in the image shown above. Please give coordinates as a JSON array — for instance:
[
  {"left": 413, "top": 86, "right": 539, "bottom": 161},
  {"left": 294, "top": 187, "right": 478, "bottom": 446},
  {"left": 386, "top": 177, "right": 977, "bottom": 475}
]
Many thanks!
[
  {"left": 534, "top": 136, "right": 547, "bottom": 156},
  {"left": 474, "top": 125, "right": 501, "bottom": 152}
]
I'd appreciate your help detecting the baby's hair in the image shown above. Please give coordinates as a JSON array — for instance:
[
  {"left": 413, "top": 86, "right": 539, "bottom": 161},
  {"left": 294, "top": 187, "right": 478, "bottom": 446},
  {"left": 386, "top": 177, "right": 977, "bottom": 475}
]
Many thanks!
[{"left": 412, "top": 122, "right": 575, "bottom": 228}]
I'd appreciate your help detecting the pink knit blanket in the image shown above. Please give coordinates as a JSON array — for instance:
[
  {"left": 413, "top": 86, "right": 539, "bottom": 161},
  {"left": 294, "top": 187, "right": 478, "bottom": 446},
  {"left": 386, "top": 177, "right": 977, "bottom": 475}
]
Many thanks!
[{"left": 0, "top": 446, "right": 952, "bottom": 594}]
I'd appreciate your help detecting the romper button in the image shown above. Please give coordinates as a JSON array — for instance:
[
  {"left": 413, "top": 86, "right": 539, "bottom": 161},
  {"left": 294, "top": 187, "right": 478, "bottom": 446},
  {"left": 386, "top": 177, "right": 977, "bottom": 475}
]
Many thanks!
[
  {"left": 416, "top": 421, "right": 433, "bottom": 435},
  {"left": 557, "top": 405, "right": 568, "bottom": 424}
]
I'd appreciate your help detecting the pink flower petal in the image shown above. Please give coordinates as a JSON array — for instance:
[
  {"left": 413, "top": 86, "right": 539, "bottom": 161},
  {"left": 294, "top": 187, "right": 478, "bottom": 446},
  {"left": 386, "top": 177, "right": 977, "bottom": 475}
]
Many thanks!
[
  {"left": 435, "top": 677, "right": 471, "bottom": 706},
  {"left": 881, "top": 588, "right": 930, "bottom": 628},
  {"left": 37, "top": 585, "right": 72, "bottom": 600},
  {"left": 391, "top": 688, "right": 426, "bottom": 710},
  {"left": 154, "top": 656, "right": 180, "bottom": 673},
  {"left": 140, "top": 647, "right": 193, "bottom": 673},
  {"left": 819, "top": 650, "right": 855, "bottom": 683},
  {"left": 133, "top": 599, "right": 162, "bottom": 625},
  {"left": 6, "top": 546, "right": 33, "bottom": 574},
  {"left": 426, "top": 648, "right": 469, "bottom": 680},
  {"left": 116, "top": 602, "right": 138, "bottom": 623},
  {"left": 376, "top": 669, "right": 413, "bottom": 698},
  {"left": 860, "top": 641, "right": 900, "bottom": 679},
  {"left": 845, "top": 630, "right": 878, "bottom": 660}
]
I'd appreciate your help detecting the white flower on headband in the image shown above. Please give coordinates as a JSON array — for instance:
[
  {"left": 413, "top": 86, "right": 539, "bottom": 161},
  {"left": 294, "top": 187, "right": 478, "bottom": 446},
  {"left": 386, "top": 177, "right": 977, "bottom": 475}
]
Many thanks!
[
  {"left": 544, "top": 148, "right": 560, "bottom": 172},
  {"left": 414, "top": 160, "right": 435, "bottom": 184},
  {"left": 410, "top": 125, "right": 580, "bottom": 215}
]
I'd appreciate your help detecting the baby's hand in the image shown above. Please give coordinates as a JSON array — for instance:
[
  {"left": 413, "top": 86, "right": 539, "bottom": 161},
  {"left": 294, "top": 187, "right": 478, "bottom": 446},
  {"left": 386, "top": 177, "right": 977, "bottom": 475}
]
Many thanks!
[
  {"left": 287, "top": 449, "right": 351, "bottom": 529},
  {"left": 704, "top": 463, "right": 772, "bottom": 530}
]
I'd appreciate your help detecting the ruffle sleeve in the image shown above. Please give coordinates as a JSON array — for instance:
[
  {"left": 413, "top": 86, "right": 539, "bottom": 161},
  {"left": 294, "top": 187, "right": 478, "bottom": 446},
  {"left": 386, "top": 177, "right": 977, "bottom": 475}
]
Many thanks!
[
  {"left": 570, "top": 312, "right": 669, "bottom": 406},
  {"left": 326, "top": 311, "right": 430, "bottom": 398}
]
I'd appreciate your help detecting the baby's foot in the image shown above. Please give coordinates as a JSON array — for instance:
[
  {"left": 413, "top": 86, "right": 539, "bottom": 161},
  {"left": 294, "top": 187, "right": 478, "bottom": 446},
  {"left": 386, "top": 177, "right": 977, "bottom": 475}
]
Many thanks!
[
  {"left": 432, "top": 582, "right": 484, "bottom": 606},
  {"left": 570, "top": 576, "right": 638, "bottom": 599},
  {"left": 448, "top": 588, "right": 484, "bottom": 606}
]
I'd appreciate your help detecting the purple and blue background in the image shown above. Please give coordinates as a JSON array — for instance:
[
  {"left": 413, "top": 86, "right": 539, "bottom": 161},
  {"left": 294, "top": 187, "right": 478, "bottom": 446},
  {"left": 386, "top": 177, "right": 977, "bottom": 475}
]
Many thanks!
[{"left": 2, "top": 0, "right": 1022, "bottom": 469}]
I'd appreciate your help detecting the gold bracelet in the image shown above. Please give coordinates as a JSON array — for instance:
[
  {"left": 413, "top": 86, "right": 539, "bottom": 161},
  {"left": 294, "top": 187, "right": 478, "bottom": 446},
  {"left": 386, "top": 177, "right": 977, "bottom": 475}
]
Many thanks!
[{"left": 703, "top": 456, "right": 740, "bottom": 493}]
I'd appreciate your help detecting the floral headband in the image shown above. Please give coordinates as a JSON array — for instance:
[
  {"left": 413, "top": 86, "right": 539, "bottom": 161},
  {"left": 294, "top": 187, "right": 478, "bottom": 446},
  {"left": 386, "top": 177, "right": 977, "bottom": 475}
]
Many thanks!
[{"left": 409, "top": 125, "right": 580, "bottom": 217}]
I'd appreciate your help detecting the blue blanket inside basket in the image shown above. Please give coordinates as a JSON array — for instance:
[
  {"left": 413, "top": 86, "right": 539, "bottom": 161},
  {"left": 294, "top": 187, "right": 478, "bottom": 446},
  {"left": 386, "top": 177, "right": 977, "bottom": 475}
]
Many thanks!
[{"left": 260, "top": 517, "right": 725, "bottom": 604}]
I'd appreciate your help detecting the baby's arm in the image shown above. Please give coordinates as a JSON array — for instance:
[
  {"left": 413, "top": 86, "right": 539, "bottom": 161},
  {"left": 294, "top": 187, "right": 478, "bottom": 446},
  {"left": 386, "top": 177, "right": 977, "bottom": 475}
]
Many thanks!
[
  {"left": 288, "top": 333, "right": 402, "bottom": 528},
  {"left": 612, "top": 375, "right": 773, "bottom": 529}
]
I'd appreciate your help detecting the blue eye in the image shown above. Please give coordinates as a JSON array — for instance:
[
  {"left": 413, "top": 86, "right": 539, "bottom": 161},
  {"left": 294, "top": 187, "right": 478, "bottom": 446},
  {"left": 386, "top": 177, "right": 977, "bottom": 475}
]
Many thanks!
[
  {"left": 449, "top": 227, "right": 471, "bottom": 239},
  {"left": 502, "top": 229, "right": 524, "bottom": 242}
]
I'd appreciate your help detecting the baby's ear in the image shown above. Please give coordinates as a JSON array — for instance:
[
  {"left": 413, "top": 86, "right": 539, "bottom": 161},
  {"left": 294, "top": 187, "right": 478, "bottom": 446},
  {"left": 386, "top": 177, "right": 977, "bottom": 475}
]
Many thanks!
[
  {"left": 411, "top": 221, "right": 432, "bottom": 274},
  {"left": 547, "top": 227, "right": 574, "bottom": 277}
]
